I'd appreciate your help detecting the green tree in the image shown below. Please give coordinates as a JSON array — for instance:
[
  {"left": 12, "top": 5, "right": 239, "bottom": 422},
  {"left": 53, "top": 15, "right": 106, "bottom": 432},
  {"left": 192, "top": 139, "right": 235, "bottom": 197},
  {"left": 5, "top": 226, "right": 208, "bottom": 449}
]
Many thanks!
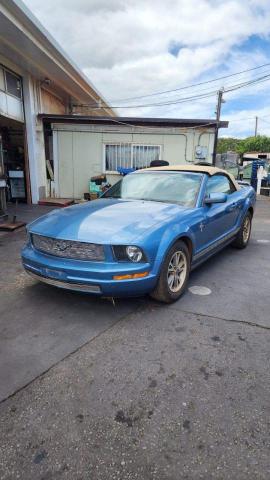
[
  {"left": 217, "top": 137, "right": 241, "bottom": 154},
  {"left": 236, "top": 135, "right": 270, "bottom": 155}
]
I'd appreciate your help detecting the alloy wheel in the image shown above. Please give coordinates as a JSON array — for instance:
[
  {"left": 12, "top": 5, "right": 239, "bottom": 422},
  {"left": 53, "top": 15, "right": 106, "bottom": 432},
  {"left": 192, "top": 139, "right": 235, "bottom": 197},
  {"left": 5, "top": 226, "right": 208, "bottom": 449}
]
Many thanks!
[
  {"left": 243, "top": 216, "right": 251, "bottom": 243},
  {"left": 167, "top": 250, "right": 187, "bottom": 293}
]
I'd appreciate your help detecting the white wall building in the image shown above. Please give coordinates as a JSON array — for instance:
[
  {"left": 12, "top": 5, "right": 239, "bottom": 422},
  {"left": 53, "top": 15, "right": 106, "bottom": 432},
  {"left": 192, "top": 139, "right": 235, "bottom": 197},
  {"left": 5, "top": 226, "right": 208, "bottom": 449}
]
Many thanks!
[
  {"left": 0, "top": 0, "right": 114, "bottom": 204},
  {"left": 41, "top": 115, "right": 228, "bottom": 199}
]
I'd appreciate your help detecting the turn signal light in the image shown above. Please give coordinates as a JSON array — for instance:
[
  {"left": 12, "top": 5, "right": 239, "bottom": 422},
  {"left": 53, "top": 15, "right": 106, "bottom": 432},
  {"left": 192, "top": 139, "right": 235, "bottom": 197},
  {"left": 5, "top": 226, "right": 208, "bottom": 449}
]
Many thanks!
[{"left": 113, "top": 271, "right": 149, "bottom": 281}]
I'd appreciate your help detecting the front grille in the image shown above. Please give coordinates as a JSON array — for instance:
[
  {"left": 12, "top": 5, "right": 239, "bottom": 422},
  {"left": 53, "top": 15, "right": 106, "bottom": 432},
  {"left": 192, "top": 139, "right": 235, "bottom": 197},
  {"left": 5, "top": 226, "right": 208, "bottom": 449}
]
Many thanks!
[{"left": 31, "top": 234, "right": 105, "bottom": 261}]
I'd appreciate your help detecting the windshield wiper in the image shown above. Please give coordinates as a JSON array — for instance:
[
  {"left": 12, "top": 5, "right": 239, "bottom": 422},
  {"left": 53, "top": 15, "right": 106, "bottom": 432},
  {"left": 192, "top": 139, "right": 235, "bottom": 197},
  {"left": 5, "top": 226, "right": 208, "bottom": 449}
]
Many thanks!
[{"left": 139, "top": 198, "right": 183, "bottom": 204}]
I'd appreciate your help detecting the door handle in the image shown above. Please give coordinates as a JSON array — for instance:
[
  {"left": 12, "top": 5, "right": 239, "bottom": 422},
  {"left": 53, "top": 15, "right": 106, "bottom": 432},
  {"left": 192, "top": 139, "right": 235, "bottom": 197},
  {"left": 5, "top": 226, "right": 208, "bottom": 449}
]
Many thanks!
[{"left": 226, "top": 202, "right": 238, "bottom": 212}]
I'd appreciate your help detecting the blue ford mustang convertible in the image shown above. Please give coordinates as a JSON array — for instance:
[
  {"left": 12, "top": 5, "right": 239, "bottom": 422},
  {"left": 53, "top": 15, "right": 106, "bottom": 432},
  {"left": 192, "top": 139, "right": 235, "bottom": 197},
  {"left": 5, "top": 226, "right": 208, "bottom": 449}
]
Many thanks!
[{"left": 22, "top": 165, "right": 256, "bottom": 303}]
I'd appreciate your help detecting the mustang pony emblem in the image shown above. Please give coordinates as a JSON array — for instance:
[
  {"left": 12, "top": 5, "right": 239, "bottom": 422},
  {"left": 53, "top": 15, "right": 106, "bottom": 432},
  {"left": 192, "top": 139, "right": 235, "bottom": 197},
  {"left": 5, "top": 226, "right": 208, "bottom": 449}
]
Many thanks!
[
  {"left": 55, "top": 241, "right": 68, "bottom": 251},
  {"left": 199, "top": 222, "right": 205, "bottom": 232}
]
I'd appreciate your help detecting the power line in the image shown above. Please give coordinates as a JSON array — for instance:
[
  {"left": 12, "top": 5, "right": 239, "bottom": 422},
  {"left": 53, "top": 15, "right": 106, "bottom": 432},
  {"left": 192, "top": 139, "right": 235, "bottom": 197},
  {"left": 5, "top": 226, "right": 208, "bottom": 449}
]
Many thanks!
[
  {"left": 138, "top": 67, "right": 270, "bottom": 103},
  {"left": 116, "top": 91, "right": 217, "bottom": 108},
  {"left": 224, "top": 73, "right": 270, "bottom": 93},
  {"left": 74, "top": 90, "right": 217, "bottom": 109},
  {"left": 108, "top": 62, "right": 270, "bottom": 102},
  {"left": 107, "top": 66, "right": 270, "bottom": 107},
  {"left": 259, "top": 117, "right": 270, "bottom": 126},
  {"left": 73, "top": 72, "right": 270, "bottom": 110}
]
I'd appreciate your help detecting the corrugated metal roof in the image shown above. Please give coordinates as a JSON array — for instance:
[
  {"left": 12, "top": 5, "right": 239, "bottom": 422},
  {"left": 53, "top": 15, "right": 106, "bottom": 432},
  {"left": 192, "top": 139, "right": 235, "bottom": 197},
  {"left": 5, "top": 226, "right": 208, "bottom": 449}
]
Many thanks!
[{"left": 40, "top": 114, "right": 229, "bottom": 128}]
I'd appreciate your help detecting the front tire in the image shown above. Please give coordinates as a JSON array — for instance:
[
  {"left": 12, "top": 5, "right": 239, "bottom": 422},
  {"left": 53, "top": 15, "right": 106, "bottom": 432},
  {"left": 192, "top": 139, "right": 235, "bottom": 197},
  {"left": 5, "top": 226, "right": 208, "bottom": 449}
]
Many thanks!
[
  {"left": 150, "top": 240, "right": 190, "bottom": 303},
  {"left": 232, "top": 211, "right": 252, "bottom": 249}
]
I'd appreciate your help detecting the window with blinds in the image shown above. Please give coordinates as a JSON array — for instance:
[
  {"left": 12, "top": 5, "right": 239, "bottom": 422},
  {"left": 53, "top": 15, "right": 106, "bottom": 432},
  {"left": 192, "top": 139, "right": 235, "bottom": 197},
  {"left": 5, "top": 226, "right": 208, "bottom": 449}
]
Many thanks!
[{"left": 105, "top": 143, "right": 161, "bottom": 172}]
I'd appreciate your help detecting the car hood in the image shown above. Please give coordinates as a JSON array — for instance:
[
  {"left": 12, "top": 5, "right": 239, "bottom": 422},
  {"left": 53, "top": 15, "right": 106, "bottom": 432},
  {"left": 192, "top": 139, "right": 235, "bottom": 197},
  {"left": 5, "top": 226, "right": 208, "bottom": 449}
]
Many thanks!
[{"left": 28, "top": 198, "right": 190, "bottom": 244}]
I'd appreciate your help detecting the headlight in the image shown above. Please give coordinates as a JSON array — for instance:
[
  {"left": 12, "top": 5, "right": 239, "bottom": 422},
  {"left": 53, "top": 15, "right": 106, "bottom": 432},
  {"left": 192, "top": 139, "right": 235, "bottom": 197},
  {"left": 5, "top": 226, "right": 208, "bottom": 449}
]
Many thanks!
[
  {"left": 126, "top": 246, "right": 143, "bottom": 262},
  {"left": 113, "top": 245, "right": 145, "bottom": 262}
]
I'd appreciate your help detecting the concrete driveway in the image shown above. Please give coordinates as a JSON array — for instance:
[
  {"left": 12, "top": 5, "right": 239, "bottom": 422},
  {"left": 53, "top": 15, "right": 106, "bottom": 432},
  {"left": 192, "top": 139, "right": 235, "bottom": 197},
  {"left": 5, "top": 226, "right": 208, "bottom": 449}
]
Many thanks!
[{"left": 0, "top": 198, "right": 270, "bottom": 479}]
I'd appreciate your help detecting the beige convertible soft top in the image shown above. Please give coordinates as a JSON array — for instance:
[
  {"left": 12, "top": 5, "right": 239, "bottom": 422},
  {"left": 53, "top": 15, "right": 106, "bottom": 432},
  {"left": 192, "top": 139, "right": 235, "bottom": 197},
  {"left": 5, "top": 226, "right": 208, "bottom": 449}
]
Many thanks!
[{"left": 143, "top": 164, "right": 241, "bottom": 191}]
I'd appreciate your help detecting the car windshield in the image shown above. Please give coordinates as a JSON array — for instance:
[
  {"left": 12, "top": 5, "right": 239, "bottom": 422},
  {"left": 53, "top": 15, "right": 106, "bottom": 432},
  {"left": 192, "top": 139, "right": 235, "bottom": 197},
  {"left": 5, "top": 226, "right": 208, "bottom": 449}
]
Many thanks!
[{"left": 104, "top": 171, "right": 202, "bottom": 206}]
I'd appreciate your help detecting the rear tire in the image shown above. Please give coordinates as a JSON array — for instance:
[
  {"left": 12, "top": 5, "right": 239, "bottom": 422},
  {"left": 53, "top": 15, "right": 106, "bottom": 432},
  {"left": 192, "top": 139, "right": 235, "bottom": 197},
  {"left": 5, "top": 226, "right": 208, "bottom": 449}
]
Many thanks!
[
  {"left": 150, "top": 240, "right": 190, "bottom": 303},
  {"left": 232, "top": 211, "right": 252, "bottom": 249}
]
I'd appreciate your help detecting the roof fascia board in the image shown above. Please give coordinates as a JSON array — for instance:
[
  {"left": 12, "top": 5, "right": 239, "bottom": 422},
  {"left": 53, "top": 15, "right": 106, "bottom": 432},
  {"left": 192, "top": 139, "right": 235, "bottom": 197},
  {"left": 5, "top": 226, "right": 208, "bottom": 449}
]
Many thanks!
[
  {"left": 0, "top": 0, "right": 114, "bottom": 115},
  {"left": 39, "top": 114, "right": 228, "bottom": 128}
]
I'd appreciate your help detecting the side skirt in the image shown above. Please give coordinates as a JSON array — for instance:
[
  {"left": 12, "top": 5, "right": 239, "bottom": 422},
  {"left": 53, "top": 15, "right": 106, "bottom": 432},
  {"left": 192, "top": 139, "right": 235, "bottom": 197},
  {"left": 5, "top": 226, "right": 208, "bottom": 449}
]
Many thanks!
[{"left": 191, "top": 234, "right": 238, "bottom": 271}]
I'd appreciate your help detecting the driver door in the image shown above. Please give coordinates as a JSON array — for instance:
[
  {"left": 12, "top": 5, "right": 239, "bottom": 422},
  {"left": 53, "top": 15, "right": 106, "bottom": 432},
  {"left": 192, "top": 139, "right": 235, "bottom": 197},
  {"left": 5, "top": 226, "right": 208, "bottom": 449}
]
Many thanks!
[{"left": 200, "top": 174, "right": 240, "bottom": 248}]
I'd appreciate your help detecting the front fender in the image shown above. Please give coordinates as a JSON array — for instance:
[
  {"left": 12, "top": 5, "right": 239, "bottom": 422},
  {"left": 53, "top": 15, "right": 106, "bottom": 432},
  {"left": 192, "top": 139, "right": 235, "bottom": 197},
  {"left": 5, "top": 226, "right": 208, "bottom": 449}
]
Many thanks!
[
  {"left": 238, "top": 188, "right": 256, "bottom": 225},
  {"left": 146, "top": 223, "right": 195, "bottom": 276}
]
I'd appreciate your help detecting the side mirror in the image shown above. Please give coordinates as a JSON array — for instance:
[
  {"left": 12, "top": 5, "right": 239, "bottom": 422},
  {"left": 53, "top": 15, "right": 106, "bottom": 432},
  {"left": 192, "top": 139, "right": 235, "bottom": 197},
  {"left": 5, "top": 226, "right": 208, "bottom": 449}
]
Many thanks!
[{"left": 204, "top": 192, "right": 228, "bottom": 205}]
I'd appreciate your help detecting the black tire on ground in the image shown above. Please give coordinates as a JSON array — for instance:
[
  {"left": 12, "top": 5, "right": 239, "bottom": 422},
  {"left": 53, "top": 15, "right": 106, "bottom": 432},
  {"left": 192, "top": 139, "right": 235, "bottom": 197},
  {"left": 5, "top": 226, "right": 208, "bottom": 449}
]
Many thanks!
[
  {"left": 232, "top": 211, "right": 252, "bottom": 249},
  {"left": 150, "top": 240, "right": 190, "bottom": 303}
]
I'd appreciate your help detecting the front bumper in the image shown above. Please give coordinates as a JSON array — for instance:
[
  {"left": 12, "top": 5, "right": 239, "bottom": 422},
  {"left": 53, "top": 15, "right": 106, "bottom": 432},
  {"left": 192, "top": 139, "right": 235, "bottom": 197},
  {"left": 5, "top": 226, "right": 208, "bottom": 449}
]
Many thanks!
[{"left": 22, "top": 245, "right": 157, "bottom": 297}]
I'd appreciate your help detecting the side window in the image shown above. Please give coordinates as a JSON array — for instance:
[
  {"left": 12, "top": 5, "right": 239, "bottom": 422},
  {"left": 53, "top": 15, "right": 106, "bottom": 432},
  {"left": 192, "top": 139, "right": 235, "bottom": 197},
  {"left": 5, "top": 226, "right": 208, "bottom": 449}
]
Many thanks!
[
  {"left": 205, "top": 175, "right": 235, "bottom": 196},
  {"left": 5, "top": 70, "right": 22, "bottom": 99},
  {"left": 102, "top": 180, "right": 122, "bottom": 198}
]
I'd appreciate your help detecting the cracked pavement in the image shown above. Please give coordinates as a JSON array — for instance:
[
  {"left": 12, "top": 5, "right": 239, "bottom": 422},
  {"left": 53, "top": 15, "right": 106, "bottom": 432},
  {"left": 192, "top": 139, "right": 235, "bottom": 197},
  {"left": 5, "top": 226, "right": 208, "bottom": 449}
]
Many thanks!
[{"left": 0, "top": 197, "right": 270, "bottom": 479}]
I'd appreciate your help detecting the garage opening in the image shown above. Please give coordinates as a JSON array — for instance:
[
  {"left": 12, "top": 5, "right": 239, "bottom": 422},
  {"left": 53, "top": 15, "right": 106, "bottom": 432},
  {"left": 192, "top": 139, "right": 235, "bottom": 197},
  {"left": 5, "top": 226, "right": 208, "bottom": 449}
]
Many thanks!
[
  {"left": 0, "top": 65, "right": 30, "bottom": 213},
  {"left": 0, "top": 116, "right": 30, "bottom": 208}
]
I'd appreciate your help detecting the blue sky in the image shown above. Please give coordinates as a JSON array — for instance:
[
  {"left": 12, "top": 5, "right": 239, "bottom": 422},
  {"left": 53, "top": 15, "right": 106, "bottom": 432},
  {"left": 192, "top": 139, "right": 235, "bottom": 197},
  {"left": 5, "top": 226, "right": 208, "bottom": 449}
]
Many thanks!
[
  {"left": 24, "top": 0, "right": 270, "bottom": 138},
  {"left": 239, "top": 35, "right": 270, "bottom": 54}
]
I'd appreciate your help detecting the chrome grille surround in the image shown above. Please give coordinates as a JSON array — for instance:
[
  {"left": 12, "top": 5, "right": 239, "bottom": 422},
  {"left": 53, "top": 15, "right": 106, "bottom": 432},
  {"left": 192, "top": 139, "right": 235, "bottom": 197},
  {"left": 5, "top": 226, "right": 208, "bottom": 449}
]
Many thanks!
[{"left": 31, "top": 234, "right": 105, "bottom": 261}]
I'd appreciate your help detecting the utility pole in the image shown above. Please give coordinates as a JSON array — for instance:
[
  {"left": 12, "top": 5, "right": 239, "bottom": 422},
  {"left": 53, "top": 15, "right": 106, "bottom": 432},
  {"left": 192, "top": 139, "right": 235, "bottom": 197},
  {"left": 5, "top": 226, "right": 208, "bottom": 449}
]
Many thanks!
[
  {"left": 212, "top": 88, "right": 224, "bottom": 166},
  {"left": 255, "top": 116, "right": 258, "bottom": 137}
]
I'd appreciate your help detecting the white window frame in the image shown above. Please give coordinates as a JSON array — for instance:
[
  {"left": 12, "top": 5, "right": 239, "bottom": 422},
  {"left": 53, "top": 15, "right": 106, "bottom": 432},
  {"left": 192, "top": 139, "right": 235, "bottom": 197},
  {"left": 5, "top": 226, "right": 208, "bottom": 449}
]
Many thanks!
[
  {"left": 0, "top": 64, "right": 23, "bottom": 100},
  {"left": 0, "top": 67, "right": 5, "bottom": 92},
  {"left": 103, "top": 142, "right": 162, "bottom": 174}
]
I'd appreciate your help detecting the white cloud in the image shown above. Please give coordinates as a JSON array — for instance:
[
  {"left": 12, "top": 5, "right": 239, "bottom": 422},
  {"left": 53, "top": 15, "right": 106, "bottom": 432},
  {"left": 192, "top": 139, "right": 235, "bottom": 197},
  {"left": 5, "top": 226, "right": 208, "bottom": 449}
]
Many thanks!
[{"left": 23, "top": 0, "right": 270, "bottom": 136}]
